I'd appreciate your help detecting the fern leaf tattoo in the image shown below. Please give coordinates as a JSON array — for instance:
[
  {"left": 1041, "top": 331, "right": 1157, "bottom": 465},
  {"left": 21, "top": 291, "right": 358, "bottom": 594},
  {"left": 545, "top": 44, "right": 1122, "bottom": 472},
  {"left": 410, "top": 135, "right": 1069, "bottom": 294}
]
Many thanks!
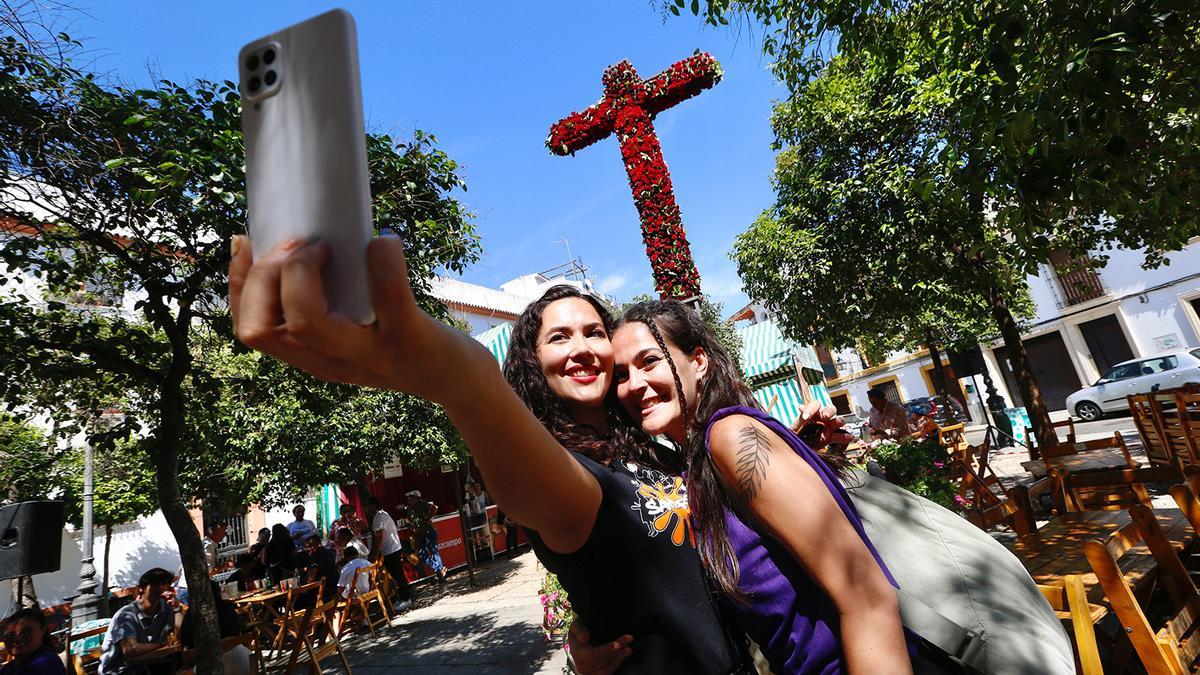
[{"left": 735, "top": 424, "right": 772, "bottom": 500}]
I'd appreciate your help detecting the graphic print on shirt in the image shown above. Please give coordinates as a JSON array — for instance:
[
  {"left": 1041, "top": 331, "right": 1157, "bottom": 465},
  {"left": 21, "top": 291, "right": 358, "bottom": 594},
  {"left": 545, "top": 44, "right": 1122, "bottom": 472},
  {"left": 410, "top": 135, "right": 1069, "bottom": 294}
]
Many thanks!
[{"left": 627, "top": 463, "right": 694, "bottom": 546}]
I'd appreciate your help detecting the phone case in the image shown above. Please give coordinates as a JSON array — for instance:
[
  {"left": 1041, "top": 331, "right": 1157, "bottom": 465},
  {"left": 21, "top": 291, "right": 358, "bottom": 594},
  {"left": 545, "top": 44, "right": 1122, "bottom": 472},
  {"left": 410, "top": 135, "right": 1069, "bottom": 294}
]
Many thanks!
[{"left": 239, "top": 8, "right": 375, "bottom": 324}]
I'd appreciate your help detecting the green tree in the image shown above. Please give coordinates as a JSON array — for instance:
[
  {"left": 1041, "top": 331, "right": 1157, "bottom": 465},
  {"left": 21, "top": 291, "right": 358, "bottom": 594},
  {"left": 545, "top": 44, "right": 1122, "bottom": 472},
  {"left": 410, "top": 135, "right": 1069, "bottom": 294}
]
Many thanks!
[
  {"left": 0, "top": 25, "right": 478, "bottom": 669},
  {"left": 681, "top": 0, "right": 1200, "bottom": 451},
  {"left": 60, "top": 434, "right": 158, "bottom": 613},
  {"left": 0, "top": 414, "right": 60, "bottom": 608}
]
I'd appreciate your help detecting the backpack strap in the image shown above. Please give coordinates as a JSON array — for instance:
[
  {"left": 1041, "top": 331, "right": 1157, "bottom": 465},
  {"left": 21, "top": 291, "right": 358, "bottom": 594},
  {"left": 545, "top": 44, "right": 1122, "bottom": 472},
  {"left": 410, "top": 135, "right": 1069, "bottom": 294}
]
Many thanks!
[{"left": 897, "top": 588, "right": 984, "bottom": 674}]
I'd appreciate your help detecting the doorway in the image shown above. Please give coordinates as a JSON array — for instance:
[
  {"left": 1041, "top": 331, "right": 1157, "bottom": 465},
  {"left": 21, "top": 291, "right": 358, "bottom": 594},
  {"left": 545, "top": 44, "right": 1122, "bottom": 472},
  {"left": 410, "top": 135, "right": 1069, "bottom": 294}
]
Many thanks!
[
  {"left": 1078, "top": 314, "right": 1134, "bottom": 376},
  {"left": 992, "top": 330, "right": 1082, "bottom": 411},
  {"left": 830, "top": 392, "right": 852, "bottom": 416}
]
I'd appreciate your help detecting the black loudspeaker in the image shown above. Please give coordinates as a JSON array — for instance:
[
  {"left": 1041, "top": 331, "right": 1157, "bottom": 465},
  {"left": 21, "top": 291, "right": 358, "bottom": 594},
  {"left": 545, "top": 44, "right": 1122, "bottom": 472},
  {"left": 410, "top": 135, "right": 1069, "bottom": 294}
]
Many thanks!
[
  {"left": 946, "top": 345, "right": 987, "bottom": 377},
  {"left": 0, "top": 501, "right": 64, "bottom": 581}
]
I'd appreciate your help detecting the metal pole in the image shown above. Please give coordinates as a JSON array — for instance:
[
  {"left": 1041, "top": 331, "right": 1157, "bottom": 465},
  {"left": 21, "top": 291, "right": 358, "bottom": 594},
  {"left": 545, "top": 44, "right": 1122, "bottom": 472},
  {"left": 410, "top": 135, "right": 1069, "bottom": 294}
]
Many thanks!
[{"left": 73, "top": 438, "right": 100, "bottom": 620}]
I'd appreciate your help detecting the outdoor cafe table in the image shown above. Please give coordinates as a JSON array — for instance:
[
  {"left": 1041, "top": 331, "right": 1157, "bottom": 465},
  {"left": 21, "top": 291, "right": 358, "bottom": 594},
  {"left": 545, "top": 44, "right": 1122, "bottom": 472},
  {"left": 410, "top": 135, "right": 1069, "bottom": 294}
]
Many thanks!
[
  {"left": 1004, "top": 507, "right": 1194, "bottom": 608},
  {"left": 1021, "top": 445, "right": 1134, "bottom": 478}
]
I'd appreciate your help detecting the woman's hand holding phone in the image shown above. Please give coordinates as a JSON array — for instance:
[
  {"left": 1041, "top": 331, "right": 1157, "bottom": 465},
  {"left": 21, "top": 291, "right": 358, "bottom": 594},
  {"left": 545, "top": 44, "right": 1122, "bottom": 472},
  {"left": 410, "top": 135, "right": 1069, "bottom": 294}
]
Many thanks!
[{"left": 228, "top": 234, "right": 488, "bottom": 408}]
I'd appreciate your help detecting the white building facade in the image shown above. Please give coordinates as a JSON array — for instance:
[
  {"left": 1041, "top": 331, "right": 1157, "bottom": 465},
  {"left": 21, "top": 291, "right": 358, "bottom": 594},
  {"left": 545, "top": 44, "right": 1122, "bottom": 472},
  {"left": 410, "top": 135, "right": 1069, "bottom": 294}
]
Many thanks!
[{"left": 821, "top": 240, "right": 1200, "bottom": 421}]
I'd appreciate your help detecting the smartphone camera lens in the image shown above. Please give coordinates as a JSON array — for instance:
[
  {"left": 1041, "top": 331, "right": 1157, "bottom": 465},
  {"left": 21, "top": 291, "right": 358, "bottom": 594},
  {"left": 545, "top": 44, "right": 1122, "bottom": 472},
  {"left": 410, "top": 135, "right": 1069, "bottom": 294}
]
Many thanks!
[
  {"left": 263, "top": 48, "right": 276, "bottom": 65},
  {"left": 264, "top": 70, "right": 277, "bottom": 86},
  {"left": 246, "top": 54, "right": 259, "bottom": 71},
  {"left": 248, "top": 76, "right": 261, "bottom": 93}
]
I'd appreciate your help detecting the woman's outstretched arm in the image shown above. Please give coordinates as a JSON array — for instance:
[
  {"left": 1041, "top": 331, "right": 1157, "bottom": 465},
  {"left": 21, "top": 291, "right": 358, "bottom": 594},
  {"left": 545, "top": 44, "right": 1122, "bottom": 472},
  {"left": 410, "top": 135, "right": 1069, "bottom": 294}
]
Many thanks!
[
  {"left": 707, "top": 414, "right": 912, "bottom": 675},
  {"left": 229, "top": 235, "right": 600, "bottom": 553}
]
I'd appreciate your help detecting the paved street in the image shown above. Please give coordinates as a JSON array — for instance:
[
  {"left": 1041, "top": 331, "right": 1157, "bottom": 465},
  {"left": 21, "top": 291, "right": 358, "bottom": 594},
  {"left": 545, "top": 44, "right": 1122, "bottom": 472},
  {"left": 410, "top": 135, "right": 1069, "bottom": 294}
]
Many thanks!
[
  {"left": 964, "top": 408, "right": 1137, "bottom": 449},
  {"left": 331, "top": 550, "right": 567, "bottom": 674}
]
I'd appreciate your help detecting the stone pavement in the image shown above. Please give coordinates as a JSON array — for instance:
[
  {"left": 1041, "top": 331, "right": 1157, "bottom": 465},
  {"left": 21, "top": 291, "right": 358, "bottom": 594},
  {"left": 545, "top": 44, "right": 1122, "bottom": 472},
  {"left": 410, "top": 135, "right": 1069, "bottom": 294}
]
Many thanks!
[{"left": 329, "top": 550, "right": 568, "bottom": 674}]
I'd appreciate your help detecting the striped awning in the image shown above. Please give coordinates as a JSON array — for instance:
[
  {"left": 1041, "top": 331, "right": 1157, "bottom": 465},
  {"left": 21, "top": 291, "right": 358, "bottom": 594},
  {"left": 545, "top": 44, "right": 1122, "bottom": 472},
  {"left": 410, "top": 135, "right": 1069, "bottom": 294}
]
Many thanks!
[
  {"left": 738, "top": 319, "right": 802, "bottom": 381},
  {"left": 752, "top": 379, "right": 806, "bottom": 427},
  {"left": 474, "top": 322, "right": 513, "bottom": 366}
]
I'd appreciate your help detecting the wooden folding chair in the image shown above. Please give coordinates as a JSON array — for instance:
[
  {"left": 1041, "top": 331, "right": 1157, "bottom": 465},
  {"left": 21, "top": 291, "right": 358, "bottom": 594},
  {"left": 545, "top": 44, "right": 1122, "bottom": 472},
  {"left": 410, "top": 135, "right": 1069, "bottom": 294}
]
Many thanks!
[
  {"left": 1154, "top": 392, "right": 1199, "bottom": 465},
  {"left": 1041, "top": 431, "right": 1137, "bottom": 465},
  {"left": 963, "top": 478, "right": 1049, "bottom": 536},
  {"left": 1131, "top": 393, "right": 1173, "bottom": 466},
  {"left": 261, "top": 599, "right": 353, "bottom": 674},
  {"left": 1036, "top": 575, "right": 1104, "bottom": 675},
  {"left": 1027, "top": 418, "right": 1079, "bottom": 451},
  {"left": 1185, "top": 464, "right": 1200, "bottom": 500},
  {"left": 1054, "top": 461, "right": 1184, "bottom": 512},
  {"left": 1176, "top": 393, "right": 1200, "bottom": 466},
  {"left": 273, "top": 579, "right": 323, "bottom": 651},
  {"left": 337, "top": 563, "right": 390, "bottom": 637},
  {"left": 1085, "top": 503, "right": 1200, "bottom": 674},
  {"left": 938, "top": 423, "right": 968, "bottom": 454},
  {"left": 65, "top": 622, "right": 108, "bottom": 675}
]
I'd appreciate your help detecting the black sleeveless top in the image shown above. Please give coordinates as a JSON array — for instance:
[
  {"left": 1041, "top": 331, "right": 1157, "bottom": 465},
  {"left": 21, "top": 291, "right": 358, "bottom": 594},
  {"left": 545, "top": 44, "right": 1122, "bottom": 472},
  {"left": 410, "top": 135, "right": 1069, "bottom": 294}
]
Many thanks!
[{"left": 527, "top": 451, "right": 748, "bottom": 674}]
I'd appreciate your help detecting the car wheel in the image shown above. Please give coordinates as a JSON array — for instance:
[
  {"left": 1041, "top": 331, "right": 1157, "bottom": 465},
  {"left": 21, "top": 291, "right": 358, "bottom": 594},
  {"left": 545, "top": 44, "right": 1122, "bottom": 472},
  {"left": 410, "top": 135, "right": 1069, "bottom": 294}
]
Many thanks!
[{"left": 1075, "top": 401, "right": 1102, "bottom": 422}]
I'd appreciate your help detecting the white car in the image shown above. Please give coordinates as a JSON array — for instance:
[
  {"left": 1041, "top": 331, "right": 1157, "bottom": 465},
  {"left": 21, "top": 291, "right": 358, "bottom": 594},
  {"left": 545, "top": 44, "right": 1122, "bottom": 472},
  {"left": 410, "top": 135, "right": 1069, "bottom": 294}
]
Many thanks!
[{"left": 1065, "top": 348, "right": 1200, "bottom": 421}]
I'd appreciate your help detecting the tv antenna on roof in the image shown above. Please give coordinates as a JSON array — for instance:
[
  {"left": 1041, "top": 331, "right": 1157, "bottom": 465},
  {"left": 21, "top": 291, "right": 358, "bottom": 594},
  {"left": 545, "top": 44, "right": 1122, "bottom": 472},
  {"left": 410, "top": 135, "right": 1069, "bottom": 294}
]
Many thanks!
[{"left": 541, "top": 238, "right": 590, "bottom": 281}]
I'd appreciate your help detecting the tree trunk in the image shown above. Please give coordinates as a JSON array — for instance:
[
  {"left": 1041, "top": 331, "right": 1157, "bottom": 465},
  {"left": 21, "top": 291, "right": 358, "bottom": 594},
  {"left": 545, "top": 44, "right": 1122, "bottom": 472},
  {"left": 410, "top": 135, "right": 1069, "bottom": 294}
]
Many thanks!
[
  {"left": 154, "top": 357, "right": 225, "bottom": 674},
  {"left": 987, "top": 290, "right": 1055, "bottom": 459},
  {"left": 925, "top": 337, "right": 952, "bottom": 402},
  {"left": 102, "top": 522, "right": 113, "bottom": 617}
]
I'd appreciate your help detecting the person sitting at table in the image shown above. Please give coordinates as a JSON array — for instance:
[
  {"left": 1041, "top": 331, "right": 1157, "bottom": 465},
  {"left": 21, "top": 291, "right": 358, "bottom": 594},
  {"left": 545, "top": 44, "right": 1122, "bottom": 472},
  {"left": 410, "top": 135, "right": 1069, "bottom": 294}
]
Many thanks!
[
  {"left": 178, "top": 582, "right": 251, "bottom": 675},
  {"left": 299, "top": 534, "right": 339, "bottom": 606},
  {"left": 866, "top": 387, "right": 912, "bottom": 440},
  {"left": 909, "top": 409, "right": 940, "bottom": 440},
  {"left": 329, "top": 527, "right": 368, "bottom": 567},
  {"left": 249, "top": 527, "right": 270, "bottom": 562},
  {"left": 265, "top": 523, "right": 296, "bottom": 586},
  {"left": 231, "top": 552, "right": 262, "bottom": 592},
  {"left": 99, "top": 568, "right": 182, "bottom": 675},
  {"left": 0, "top": 608, "right": 65, "bottom": 675},
  {"left": 336, "top": 546, "right": 371, "bottom": 600}
]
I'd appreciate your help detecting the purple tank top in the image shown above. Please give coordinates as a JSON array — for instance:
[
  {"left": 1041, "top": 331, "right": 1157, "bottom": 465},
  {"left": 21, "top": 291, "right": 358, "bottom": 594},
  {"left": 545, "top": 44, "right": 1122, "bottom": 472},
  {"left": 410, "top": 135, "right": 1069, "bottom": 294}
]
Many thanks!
[{"left": 704, "top": 406, "right": 904, "bottom": 674}]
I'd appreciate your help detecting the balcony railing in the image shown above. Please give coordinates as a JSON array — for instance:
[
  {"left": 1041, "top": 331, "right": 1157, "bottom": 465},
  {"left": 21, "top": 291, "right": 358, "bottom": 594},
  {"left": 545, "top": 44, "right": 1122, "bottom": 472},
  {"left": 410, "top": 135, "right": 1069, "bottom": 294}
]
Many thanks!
[{"left": 1049, "top": 250, "right": 1105, "bottom": 306}]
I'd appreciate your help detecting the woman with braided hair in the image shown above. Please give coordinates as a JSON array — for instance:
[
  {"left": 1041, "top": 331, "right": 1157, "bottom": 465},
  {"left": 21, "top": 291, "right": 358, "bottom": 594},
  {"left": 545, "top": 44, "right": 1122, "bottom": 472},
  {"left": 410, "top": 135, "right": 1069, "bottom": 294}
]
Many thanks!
[
  {"left": 229, "top": 236, "right": 749, "bottom": 674},
  {"left": 609, "top": 299, "right": 916, "bottom": 674}
]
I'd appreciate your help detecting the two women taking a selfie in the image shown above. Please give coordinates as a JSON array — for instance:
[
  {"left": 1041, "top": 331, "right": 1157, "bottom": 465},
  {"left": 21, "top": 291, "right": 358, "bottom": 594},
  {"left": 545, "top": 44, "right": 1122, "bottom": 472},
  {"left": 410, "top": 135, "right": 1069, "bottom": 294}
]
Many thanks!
[{"left": 229, "top": 235, "right": 912, "bottom": 673}]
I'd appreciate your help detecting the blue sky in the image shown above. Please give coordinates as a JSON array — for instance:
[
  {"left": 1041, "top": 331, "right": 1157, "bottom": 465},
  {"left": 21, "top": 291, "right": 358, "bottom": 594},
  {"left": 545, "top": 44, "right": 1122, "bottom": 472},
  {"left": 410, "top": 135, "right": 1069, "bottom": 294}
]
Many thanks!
[{"left": 67, "top": 1, "right": 786, "bottom": 311}]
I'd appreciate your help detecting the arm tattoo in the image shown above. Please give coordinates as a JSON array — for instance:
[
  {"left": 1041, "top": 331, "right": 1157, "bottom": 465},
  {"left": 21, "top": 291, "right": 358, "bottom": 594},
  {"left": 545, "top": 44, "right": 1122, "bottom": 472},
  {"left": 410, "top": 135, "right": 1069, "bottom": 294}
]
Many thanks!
[{"left": 735, "top": 424, "right": 772, "bottom": 500}]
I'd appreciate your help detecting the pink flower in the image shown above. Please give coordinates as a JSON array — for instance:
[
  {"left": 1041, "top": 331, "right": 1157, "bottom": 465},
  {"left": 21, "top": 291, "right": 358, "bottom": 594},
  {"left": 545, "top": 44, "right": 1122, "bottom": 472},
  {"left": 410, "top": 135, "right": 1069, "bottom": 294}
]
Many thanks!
[
  {"left": 933, "top": 461, "right": 945, "bottom": 469},
  {"left": 953, "top": 495, "right": 969, "bottom": 506}
]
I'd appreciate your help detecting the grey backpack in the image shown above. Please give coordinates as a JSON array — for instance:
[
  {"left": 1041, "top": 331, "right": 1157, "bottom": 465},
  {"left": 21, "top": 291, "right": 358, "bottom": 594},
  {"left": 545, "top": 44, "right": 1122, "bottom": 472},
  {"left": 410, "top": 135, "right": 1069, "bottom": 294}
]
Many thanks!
[{"left": 844, "top": 471, "right": 1075, "bottom": 675}]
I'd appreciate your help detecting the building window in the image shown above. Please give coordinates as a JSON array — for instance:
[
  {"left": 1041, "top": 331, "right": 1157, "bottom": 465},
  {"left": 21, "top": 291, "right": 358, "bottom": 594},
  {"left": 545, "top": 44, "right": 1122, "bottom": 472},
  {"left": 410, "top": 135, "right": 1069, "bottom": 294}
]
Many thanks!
[{"left": 1049, "top": 250, "right": 1104, "bottom": 306}]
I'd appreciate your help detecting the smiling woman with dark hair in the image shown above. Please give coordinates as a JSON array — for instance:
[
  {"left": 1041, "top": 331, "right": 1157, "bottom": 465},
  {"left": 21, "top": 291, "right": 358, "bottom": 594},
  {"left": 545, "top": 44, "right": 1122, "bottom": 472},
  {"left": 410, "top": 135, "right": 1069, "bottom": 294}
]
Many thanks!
[{"left": 1, "top": 608, "right": 64, "bottom": 675}]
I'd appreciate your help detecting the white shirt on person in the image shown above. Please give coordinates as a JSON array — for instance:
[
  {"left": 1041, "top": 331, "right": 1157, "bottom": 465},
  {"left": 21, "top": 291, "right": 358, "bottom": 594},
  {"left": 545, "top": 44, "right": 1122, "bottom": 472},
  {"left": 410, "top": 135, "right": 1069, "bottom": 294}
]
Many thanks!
[
  {"left": 372, "top": 510, "right": 403, "bottom": 557},
  {"left": 337, "top": 557, "right": 372, "bottom": 599}
]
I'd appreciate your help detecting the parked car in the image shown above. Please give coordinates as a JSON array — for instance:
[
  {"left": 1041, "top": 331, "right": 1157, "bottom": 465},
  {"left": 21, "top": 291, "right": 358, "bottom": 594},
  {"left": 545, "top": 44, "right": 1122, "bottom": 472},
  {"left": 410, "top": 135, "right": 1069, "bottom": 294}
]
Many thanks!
[
  {"left": 837, "top": 412, "right": 869, "bottom": 440},
  {"left": 1065, "top": 348, "right": 1200, "bottom": 422},
  {"left": 902, "top": 396, "right": 968, "bottom": 425}
]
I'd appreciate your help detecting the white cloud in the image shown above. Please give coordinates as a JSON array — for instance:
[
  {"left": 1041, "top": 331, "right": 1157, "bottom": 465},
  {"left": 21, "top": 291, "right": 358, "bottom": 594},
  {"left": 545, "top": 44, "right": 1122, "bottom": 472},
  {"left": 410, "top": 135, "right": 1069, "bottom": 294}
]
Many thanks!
[{"left": 597, "top": 273, "right": 628, "bottom": 294}]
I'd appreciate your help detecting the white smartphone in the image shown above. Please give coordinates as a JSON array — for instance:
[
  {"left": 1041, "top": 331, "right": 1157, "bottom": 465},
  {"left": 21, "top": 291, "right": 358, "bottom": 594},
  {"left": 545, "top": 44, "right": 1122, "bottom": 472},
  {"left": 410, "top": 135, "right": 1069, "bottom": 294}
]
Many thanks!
[{"left": 239, "top": 8, "right": 375, "bottom": 324}]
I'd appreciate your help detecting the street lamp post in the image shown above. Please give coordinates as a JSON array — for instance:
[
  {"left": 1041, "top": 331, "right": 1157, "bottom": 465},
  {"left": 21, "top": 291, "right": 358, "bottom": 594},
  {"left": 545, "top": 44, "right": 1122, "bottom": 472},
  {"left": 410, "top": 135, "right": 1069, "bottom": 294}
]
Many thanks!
[{"left": 73, "top": 437, "right": 101, "bottom": 621}]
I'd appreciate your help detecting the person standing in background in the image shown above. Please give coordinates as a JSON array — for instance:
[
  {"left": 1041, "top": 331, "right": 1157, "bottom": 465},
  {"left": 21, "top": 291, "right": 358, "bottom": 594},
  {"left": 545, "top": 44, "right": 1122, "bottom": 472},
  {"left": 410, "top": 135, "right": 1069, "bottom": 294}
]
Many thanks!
[
  {"left": 406, "top": 490, "right": 447, "bottom": 582},
  {"left": 366, "top": 496, "right": 414, "bottom": 611},
  {"left": 286, "top": 505, "right": 318, "bottom": 550}
]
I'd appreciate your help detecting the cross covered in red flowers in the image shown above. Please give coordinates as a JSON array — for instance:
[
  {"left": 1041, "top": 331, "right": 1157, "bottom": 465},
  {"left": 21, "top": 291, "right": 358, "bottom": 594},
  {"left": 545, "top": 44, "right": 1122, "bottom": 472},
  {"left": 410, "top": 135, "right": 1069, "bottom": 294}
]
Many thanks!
[{"left": 547, "top": 53, "right": 722, "bottom": 301}]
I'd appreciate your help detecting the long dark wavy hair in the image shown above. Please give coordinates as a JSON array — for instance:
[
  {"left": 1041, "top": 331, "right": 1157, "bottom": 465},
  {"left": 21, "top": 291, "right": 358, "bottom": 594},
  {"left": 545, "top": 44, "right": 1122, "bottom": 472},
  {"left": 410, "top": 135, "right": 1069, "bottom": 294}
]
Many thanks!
[
  {"left": 503, "top": 285, "right": 673, "bottom": 472},
  {"left": 616, "top": 299, "right": 842, "bottom": 602}
]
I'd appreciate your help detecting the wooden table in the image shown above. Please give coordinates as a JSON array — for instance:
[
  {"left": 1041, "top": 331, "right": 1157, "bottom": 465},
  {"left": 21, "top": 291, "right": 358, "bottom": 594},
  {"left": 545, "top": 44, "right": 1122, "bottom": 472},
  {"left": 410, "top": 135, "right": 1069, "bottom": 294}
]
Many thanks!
[
  {"left": 1022, "top": 446, "right": 1133, "bottom": 477},
  {"left": 1005, "top": 508, "right": 1194, "bottom": 606}
]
